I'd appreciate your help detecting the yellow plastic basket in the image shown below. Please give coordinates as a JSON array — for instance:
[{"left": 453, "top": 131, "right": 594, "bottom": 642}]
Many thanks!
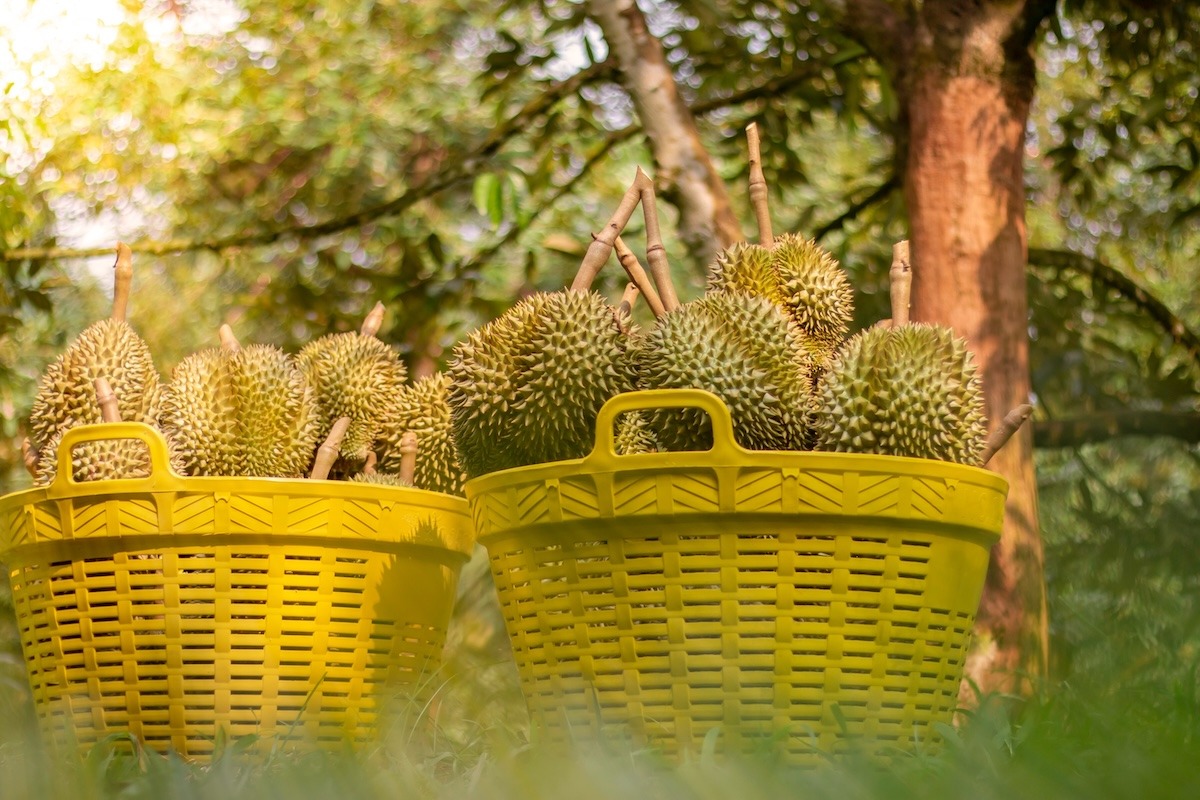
[
  {"left": 467, "top": 389, "right": 1007, "bottom": 762},
  {"left": 0, "top": 423, "right": 474, "bottom": 761}
]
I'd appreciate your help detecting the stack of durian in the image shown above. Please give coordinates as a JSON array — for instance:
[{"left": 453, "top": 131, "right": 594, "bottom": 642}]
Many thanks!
[
  {"left": 448, "top": 125, "right": 1029, "bottom": 478},
  {"left": 22, "top": 244, "right": 466, "bottom": 495}
]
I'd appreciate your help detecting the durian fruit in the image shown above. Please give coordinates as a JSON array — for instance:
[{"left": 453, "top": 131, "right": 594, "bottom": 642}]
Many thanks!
[
  {"left": 769, "top": 232, "right": 855, "bottom": 359},
  {"left": 352, "top": 431, "right": 417, "bottom": 487},
  {"left": 706, "top": 235, "right": 853, "bottom": 370},
  {"left": 160, "top": 326, "right": 320, "bottom": 477},
  {"left": 814, "top": 323, "right": 987, "bottom": 464},
  {"left": 296, "top": 303, "right": 407, "bottom": 463},
  {"left": 36, "top": 378, "right": 177, "bottom": 485},
  {"left": 813, "top": 242, "right": 988, "bottom": 465},
  {"left": 450, "top": 170, "right": 653, "bottom": 478},
  {"left": 28, "top": 244, "right": 165, "bottom": 473},
  {"left": 708, "top": 125, "right": 854, "bottom": 371},
  {"left": 449, "top": 289, "right": 637, "bottom": 477},
  {"left": 377, "top": 373, "right": 465, "bottom": 496},
  {"left": 639, "top": 292, "right": 812, "bottom": 452},
  {"left": 614, "top": 411, "right": 660, "bottom": 455}
]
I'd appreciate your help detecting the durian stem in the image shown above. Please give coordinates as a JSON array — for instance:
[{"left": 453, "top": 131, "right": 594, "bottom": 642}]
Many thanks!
[
  {"left": 981, "top": 404, "right": 1034, "bottom": 467},
  {"left": 890, "top": 240, "right": 912, "bottom": 327},
  {"left": 112, "top": 243, "right": 133, "bottom": 323},
  {"left": 612, "top": 234, "right": 666, "bottom": 318},
  {"left": 310, "top": 417, "right": 352, "bottom": 480},
  {"left": 397, "top": 431, "right": 419, "bottom": 485},
  {"left": 219, "top": 324, "right": 241, "bottom": 352},
  {"left": 361, "top": 302, "right": 386, "bottom": 337},
  {"left": 617, "top": 281, "right": 640, "bottom": 322},
  {"left": 94, "top": 377, "right": 122, "bottom": 423},
  {"left": 746, "top": 122, "right": 773, "bottom": 249},
  {"left": 21, "top": 437, "right": 37, "bottom": 477},
  {"left": 870, "top": 318, "right": 893, "bottom": 331},
  {"left": 571, "top": 168, "right": 652, "bottom": 292},
  {"left": 639, "top": 171, "right": 681, "bottom": 313},
  {"left": 363, "top": 450, "right": 378, "bottom": 475}
]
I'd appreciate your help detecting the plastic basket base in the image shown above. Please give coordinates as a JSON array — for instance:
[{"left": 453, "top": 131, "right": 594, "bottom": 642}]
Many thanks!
[{"left": 7, "top": 541, "right": 459, "bottom": 761}]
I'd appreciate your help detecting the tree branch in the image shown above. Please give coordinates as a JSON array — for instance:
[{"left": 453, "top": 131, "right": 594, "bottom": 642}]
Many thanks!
[
  {"left": 1, "top": 60, "right": 616, "bottom": 264},
  {"left": 585, "top": 0, "right": 743, "bottom": 267},
  {"left": 811, "top": 176, "right": 898, "bottom": 242},
  {"left": 1033, "top": 411, "right": 1200, "bottom": 448},
  {"left": 1008, "top": 0, "right": 1059, "bottom": 51},
  {"left": 827, "top": 0, "right": 911, "bottom": 77},
  {"left": 1028, "top": 247, "right": 1200, "bottom": 374}
]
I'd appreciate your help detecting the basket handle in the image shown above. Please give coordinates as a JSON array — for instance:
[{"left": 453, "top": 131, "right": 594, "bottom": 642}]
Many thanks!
[
  {"left": 588, "top": 388, "right": 745, "bottom": 464},
  {"left": 46, "top": 422, "right": 183, "bottom": 498}
]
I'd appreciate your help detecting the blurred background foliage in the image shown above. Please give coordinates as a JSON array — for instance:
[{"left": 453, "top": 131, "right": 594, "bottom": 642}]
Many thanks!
[{"left": 0, "top": 0, "right": 1197, "bottom": 754}]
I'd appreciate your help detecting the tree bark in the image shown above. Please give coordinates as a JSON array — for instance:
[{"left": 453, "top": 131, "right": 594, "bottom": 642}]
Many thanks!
[
  {"left": 901, "top": 3, "right": 1050, "bottom": 699},
  {"left": 586, "top": 0, "right": 743, "bottom": 267}
]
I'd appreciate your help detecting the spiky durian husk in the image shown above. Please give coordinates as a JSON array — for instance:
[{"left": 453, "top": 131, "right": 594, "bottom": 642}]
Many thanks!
[
  {"left": 639, "top": 303, "right": 785, "bottom": 452},
  {"left": 449, "top": 291, "right": 635, "bottom": 477},
  {"left": 770, "top": 233, "right": 854, "bottom": 362},
  {"left": 692, "top": 292, "right": 814, "bottom": 450},
  {"left": 449, "top": 294, "right": 552, "bottom": 478},
  {"left": 378, "top": 373, "right": 464, "bottom": 496},
  {"left": 29, "top": 319, "right": 163, "bottom": 454},
  {"left": 813, "top": 323, "right": 988, "bottom": 465},
  {"left": 706, "top": 242, "right": 778, "bottom": 300},
  {"left": 614, "top": 411, "right": 660, "bottom": 455},
  {"left": 296, "top": 332, "right": 407, "bottom": 463},
  {"left": 350, "top": 471, "right": 413, "bottom": 487},
  {"left": 161, "top": 345, "right": 320, "bottom": 477},
  {"left": 35, "top": 427, "right": 187, "bottom": 486},
  {"left": 514, "top": 291, "right": 637, "bottom": 464}
]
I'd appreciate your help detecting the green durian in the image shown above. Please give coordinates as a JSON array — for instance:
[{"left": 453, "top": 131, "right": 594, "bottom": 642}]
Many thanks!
[
  {"left": 296, "top": 329, "right": 407, "bottom": 463},
  {"left": 28, "top": 244, "right": 165, "bottom": 482},
  {"left": 449, "top": 291, "right": 636, "bottom": 477},
  {"left": 350, "top": 471, "right": 413, "bottom": 487},
  {"left": 813, "top": 323, "right": 988, "bottom": 465},
  {"left": 29, "top": 319, "right": 164, "bottom": 455},
  {"left": 770, "top": 233, "right": 855, "bottom": 357},
  {"left": 35, "top": 377, "right": 183, "bottom": 486},
  {"left": 638, "top": 293, "right": 811, "bottom": 452},
  {"left": 161, "top": 344, "right": 321, "bottom": 477},
  {"left": 705, "top": 233, "right": 854, "bottom": 370},
  {"left": 378, "top": 373, "right": 464, "bottom": 496},
  {"left": 614, "top": 410, "right": 660, "bottom": 455}
]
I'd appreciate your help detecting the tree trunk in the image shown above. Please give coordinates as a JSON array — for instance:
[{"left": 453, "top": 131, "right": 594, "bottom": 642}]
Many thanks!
[
  {"left": 586, "top": 0, "right": 743, "bottom": 267},
  {"left": 904, "top": 64, "right": 1048, "bottom": 698}
]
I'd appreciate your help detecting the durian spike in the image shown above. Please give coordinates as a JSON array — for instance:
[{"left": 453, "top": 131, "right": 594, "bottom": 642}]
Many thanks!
[
  {"left": 112, "top": 242, "right": 133, "bottom": 322},
  {"left": 363, "top": 449, "right": 378, "bottom": 475},
  {"left": 613, "top": 235, "right": 666, "bottom": 318},
  {"left": 980, "top": 403, "right": 1034, "bottom": 467},
  {"left": 571, "top": 168, "right": 652, "bottom": 292},
  {"left": 746, "top": 122, "right": 774, "bottom": 249},
  {"left": 219, "top": 323, "right": 241, "bottom": 352},
  {"left": 94, "top": 377, "right": 121, "bottom": 423},
  {"left": 890, "top": 240, "right": 912, "bottom": 327},
  {"left": 638, "top": 173, "right": 681, "bottom": 313},
  {"left": 310, "top": 416, "right": 352, "bottom": 480},
  {"left": 361, "top": 302, "right": 385, "bottom": 338},
  {"left": 397, "top": 431, "right": 418, "bottom": 485},
  {"left": 21, "top": 437, "right": 37, "bottom": 477}
]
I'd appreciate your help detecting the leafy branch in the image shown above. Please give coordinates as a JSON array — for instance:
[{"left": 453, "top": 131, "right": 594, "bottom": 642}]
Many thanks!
[
  {"left": 1, "top": 59, "right": 617, "bottom": 264},
  {"left": 1033, "top": 411, "right": 1200, "bottom": 448},
  {"left": 1028, "top": 247, "right": 1200, "bottom": 375}
]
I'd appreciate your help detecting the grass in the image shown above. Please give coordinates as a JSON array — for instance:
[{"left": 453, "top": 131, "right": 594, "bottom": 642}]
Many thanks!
[{"left": 1, "top": 656, "right": 1197, "bottom": 800}]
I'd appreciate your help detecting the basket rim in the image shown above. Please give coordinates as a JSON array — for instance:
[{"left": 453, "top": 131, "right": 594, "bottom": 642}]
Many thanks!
[
  {"left": 0, "top": 475, "right": 474, "bottom": 558},
  {"left": 465, "top": 448, "right": 1008, "bottom": 498}
]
